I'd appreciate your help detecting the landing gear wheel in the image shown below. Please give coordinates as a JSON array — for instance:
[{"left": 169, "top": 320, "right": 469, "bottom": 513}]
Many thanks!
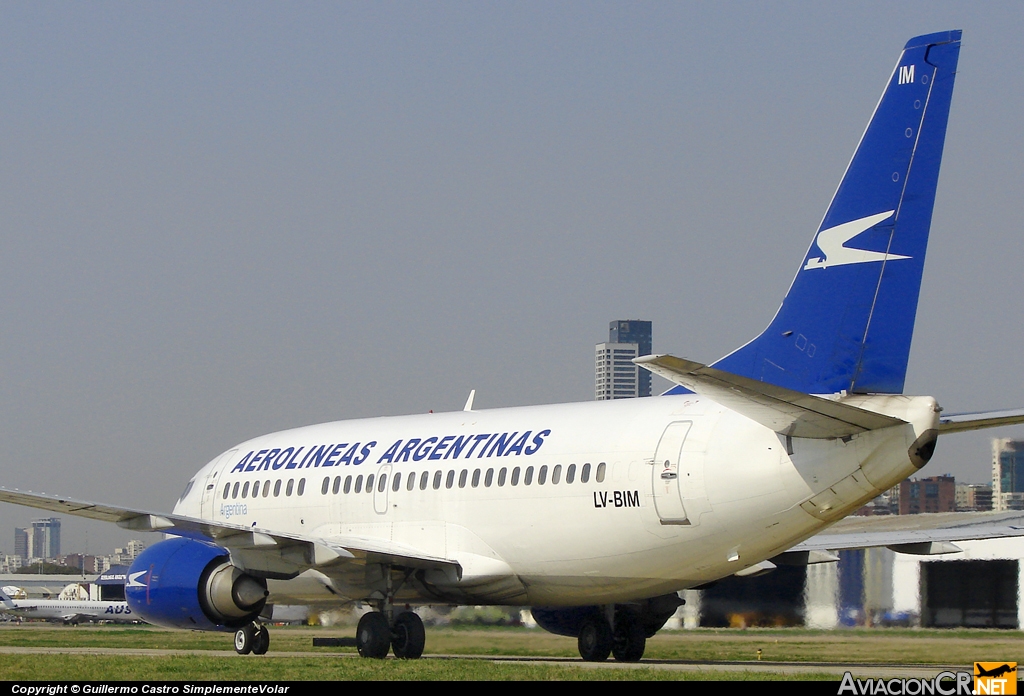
[
  {"left": 578, "top": 615, "right": 613, "bottom": 662},
  {"left": 356, "top": 611, "right": 392, "bottom": 659},
  {"left": 612, "top": 616, "right": 646, "bottom": 662},
  {"left": 391, "top": 611, "right": 426, "bottom": 659},
  {"left": 252, "top": 624, "right": 270, "bottom": 655},
  {"left": 234, "top": 623, "right": 256, "bottom": 655}
]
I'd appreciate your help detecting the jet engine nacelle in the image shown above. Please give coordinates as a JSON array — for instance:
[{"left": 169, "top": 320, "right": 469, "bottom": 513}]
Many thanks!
[{"left": 125, "top": 537, "right": 268, "bottom": 631}]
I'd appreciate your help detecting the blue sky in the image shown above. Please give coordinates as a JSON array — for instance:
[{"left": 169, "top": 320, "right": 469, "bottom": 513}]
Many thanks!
[{"left": 1, "top": 2, "right": 1023, "bottom": 553}]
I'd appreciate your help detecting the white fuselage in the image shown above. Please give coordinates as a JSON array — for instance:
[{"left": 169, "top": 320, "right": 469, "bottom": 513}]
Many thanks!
[
  {"left": 173, "top": 393, "right": 939, "bottom": 607},
  {"left": 1, "top": 599, "right": 134, "bottom": 622}
]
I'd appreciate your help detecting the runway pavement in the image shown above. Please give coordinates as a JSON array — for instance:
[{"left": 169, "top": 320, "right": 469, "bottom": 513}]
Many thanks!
[{"left": 0, "top": 644, "right": 975, "bottom": 679}]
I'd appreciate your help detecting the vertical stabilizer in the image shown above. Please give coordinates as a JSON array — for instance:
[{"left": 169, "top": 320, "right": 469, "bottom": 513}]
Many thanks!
[{"left": 707, "top": 31, "right": 961, "bottom": 395}]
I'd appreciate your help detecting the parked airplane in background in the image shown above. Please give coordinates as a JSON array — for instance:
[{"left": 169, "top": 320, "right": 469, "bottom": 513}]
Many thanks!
[
  {"left": 0, "top": 590, "right": 135, "bottom": 625},
  {"left": 3, "top": 30, "right": 1024, "bottom": 661}
]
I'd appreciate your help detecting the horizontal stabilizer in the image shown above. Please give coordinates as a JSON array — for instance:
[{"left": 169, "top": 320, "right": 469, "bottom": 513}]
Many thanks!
[
  {"left": 938, "top": 408, "right": 1024, "bottom": 434},
  {"left": 635, "top": 354, "right": 906, "bottom": 439}
]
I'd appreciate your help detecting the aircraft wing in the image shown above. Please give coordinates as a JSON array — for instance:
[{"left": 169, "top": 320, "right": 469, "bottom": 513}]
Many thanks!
[
  {"left": 938, "top": 408, "right": 1024, "bottom": 434},
  {"left": 0, "top": 487, "right": 460, "bottom": 580},
  {"left": 635, "top": 354, "right": 906, "bottom": 439},
  {"left": 787, "top": 510, "right": 1024, "bottom": 555}
]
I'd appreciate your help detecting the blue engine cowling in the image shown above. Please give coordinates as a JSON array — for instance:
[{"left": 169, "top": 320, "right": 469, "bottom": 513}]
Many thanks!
[{"left": 126, "top": 537, "right": 268, "bottom": 631}]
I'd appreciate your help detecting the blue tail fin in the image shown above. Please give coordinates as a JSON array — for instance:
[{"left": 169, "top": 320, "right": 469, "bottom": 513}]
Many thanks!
[{"left": 706, "top": 31, "right": 961, "bottom": 395}]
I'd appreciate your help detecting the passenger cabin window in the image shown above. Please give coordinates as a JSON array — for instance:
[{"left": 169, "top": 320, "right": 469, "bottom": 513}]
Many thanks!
[
  {"left": 232, "top": 482, "right": 240, "bottom": 499},
  {"left": 365, "top": 474, "right": 375, "bottom": 492},
  {"left": 596, "top": 463, "right": 606, "bottom": 483},
  {"left": 498, "top": 467, "right": 507, "bottom": 486},
  {"left": 297, "top": 478, "right": 305, "bottom": 496},
  {"left": 321, "top": 477, "right": 330, "bottom": 495},
  {"left": 458, "top": 470, "right": 468, "bottom": 488},
  {"left": 355, "top": 475, "right": 363, "bottom": 493},
  {"left": 446, "top": 470, "right": 455, "bottom": 489},
  {"left": 581, "top": 463, "right": 591, "bottom": 483},
  {"left": 241, "top": 482, "right": 249, "bottom": 498},
  {"left": 274, "top": 479, "right": 282, "bottom": 497},
  {"left": 285, "top": 479, "right": 294, "bottom": 496},
  {"left": 333, "top": 476, "right": 342, "bottom": 494},
  {"left": 433, "top": 471, "right": 442, "bottom": 490},
  {"left": 524, "top": 466, "right": 534, "bottom": 485},
  {"left": 566, "top": 464, "right": 576, "bottom": 484},
  {"left": 419, "top": 471, "right": 429, "bottom": 490},
  {"left": 472, "top": 469, "right": 481, "bottom": 487},
  {"left": 262, "top": 481, "right": 271, "bottom": 497},
  {"left": 538, "top": 465, "right": 548, "bottom": 485},
  {"left": 378, "top": 474, "right": 387, "bottom": 493},
  {"left": 344, "top": 475, "right": 352, "bottom": 494},
  {"left": 511, "top": 467, "right": 521, "bottom": 486},
  {"left": 485, "top": 469, "right": 494, "bottom": 487},
  {"left": 552, "top": 465, "right": 562, "bottom": 484},
  {"left": 222, "top": 483, "right": 230, "bottom": 500}
]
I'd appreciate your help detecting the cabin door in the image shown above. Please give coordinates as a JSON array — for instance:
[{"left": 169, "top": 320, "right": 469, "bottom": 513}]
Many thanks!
[
  {"left": 373, "top": 464, "right": 392, "bottom": 515},
  {"left": 199, "top": 449, "right": 237, "bottom": 518},
  {"left": 652, "top": 422, "right": 691, "bottom": 525}
]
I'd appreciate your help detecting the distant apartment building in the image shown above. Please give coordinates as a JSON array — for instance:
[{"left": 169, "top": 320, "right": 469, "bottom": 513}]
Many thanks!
[
  {"left": 992, "top": 439, "right": 1024, "bottom": 511},
  {"left": 896, "top": 475, "right": 956, "bottom": 515},
  {"left": 596, "top": 320, "right": 652, "bottom": 400},
  {"left": 955, "top": 482, "right": 993, "bottom": 512},
  {"left": 62, "top": 553, "right": 103, "bottom": 574}
]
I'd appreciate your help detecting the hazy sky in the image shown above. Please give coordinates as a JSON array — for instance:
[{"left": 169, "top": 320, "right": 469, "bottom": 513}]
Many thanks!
[{"left": 2, "top": 2, "right": 1024, "bottom": 555}]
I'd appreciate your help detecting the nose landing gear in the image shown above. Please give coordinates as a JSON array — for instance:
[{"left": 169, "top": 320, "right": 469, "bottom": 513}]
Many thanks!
[{"left": 234, "top": 622, "right": 270, "bottom": 655}]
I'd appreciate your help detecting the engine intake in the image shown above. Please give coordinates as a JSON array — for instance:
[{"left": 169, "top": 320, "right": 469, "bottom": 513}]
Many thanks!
[{"left": 126, "top": 537, "right": 268, "bottom": 631}]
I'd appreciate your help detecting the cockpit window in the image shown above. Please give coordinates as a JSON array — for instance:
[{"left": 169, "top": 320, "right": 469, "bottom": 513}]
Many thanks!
[{"left": 179, "top": 480, "right": 195, "bottom": 502}]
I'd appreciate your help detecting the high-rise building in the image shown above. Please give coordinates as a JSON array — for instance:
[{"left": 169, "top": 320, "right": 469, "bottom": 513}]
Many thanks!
[
  {"left": 992, "top": 439, "right": 1024, "bottom": 511},
  {"left": 596, "top": 321, "right": 652, "bottom": 400},
  {"left": 14, "top": 527, "right": 29, "bottom": 559},
  {"left": 30, "top": 517, "right": 60, "bottom": 559}
]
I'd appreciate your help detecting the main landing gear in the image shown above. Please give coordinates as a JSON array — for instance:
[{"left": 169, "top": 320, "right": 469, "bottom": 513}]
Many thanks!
[
  {"left": 356, "top": 609, "right": 425, "bottom": 659},
  {"left": 234, "top": 622, "right": 270, "bottom": 655},
  {"left": 355, "top": 565, "right": 426, "bottom": 659},
  {"left": 578, "top": 609, "right": 646, "bottom": 663}
]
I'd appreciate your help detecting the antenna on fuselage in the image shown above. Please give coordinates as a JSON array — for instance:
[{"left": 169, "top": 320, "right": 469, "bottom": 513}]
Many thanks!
[{"left": 463, "top": 390, "right": 476, "bottom": 412}]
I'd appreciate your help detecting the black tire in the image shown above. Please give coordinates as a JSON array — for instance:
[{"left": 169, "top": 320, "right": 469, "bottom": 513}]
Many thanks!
[
  {"left": 356, "top": 611, "right": 391, "bottom": 659},
  {"left": 577, "top": 615, "right": 613, "bottom": 662},
  {"left": 252, "top": 625, "right": 270, "bottom": 655},
  {"left": 612, "top": 616, "right": 646, "bottom": 662},
  {"left": 391, "top": 611, "right": 426, "bottom": 659},
  {"left": 234, "top": 624, "right": 256, "bottom": 655}
]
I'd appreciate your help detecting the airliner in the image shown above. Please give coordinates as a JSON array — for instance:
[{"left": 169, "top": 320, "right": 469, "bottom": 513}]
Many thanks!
[
  {"left": 0, "top": 590, "right": 135, "bottom": 625},
  {"left": 2, "top": 30, "right": 1023, "bottom": 662}
]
